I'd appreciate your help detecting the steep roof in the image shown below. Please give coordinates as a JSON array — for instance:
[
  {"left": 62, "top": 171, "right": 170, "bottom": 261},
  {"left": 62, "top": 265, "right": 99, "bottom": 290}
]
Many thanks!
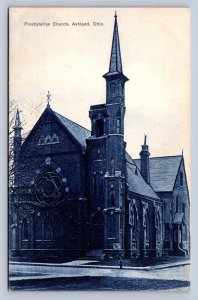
[
  {"left": 54, "top": 111, "right": 90, "bottom": 149},
  {"left": 125, "top": 152, "right": 160, "bottom": 200},
  {"left": 134, "top": 156, "right": 182, "bottom": 192},
  {"left": 109, "top": 13, "right": 122, "bottom": 74}
]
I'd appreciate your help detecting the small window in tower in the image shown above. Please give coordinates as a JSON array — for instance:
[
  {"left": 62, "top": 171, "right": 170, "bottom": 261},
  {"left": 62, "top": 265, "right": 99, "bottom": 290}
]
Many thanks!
[
  {"left": 22, "top": 218, "right": 28, "bottom": 240},
  {"left": 110, "top": 190, "right": 115, "bottom": 206},
  {"left": 95, "top": 119, "right": 104, "bottom": 137},
  {"left": 110, "top": 83, "right": 116, "bottom": 93},
  {"left": 99, "top": 175, "right": 104, "bottom": 195},
  {"left": 176, "top": 196, "right": 179, "bottom": 213},
  {"left": 116, "top": 118, "right": 121, "bottom": 133},
  {"left": 121, "top": 83, "right": 124, "bottom": 93},
  {"left": 180, "top": 172, "right": 183, "bottom": 187},
  {"left": 110, "top": 158, "right": 115, "bottom": 175},
  {"left": 93, "top": 173, "right": 97, "bottom": 195}
]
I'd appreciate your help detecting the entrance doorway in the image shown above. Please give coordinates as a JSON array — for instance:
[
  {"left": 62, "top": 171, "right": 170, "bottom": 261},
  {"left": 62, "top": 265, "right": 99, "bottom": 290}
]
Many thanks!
[{"left": 91, "top": 212, "right": 104, "bottom": 249}]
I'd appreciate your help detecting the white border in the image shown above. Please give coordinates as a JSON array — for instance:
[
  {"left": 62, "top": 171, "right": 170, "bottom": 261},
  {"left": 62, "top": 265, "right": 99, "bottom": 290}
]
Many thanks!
[{"left": 1, "top": 0, "right": 197, "bottom": 299}]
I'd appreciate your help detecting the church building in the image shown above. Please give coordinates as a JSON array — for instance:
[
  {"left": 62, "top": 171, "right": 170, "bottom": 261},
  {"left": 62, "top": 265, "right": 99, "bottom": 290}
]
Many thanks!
[{"left": 9, "top": 13, "right": 190, "bottom": 262}]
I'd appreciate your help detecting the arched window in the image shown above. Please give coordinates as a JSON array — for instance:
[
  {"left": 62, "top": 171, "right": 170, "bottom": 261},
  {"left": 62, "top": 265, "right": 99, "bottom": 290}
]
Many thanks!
[
  {"left": 110, "top": 158, "right": 115, "bottom": 175},
  {"left": 121, "top": 83, "right": 124, "bottom": 94},
  {"left": 35, "top": 216, "right": 43, "bottom": 240},
  {"left": 99, "top": 175, "right": 104, "bottom": 195},
  {"left": 53, "top": 214, "right": 64, "bottom": 243},
  {"left": 45, "top": 135, "right": 52, "bottom": 144},
  {"left": 22, "top": 218, "right": 28, "bottom": 240},
  {"left": 51, "top": 134, "right": 59, "bottom": 144},
  {"left": 95, "top": 119, "right": 104, "bottom": 137},
  {"left": 44, "top": 216, "right": 53, "bottom": 240},
  {"left": 132, "top": 206, "right": 138, "bottom": 240},
  {"left": 110, "top": 190, "right": 115, "bottom": 207},
  {"left": 93, "top": 173, "right": 97, "bottom": 195},
  {"left": 180, "top": 172, "right": 183, "bottom": 187},
  {"left": 96, "top": 151, "right": 103, "bottom": 161},
  {"left": 38, "top": 136, "right": 45, "bottom": 145},
  {"left": 156, "top": 211, "right": 161, "bottom": 241},
  {"left": 145, "top": 210, "right": 150, "bottom": 243},
  {"left": 110, "top": 82, "right": 116, "bottom": 93},
  {"left": 176, "top": 196, "right": 179, "bottom": 213},
  {"left": 108, "top": 213, "right": 115, "bottom": 238},
  {"left": 116, "top": 118, "right": 121, "bottom": 134}
]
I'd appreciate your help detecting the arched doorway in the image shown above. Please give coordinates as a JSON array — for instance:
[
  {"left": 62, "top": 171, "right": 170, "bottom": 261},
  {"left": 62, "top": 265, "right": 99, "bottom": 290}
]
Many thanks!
[{"left": 91, "top": 212, "right": 104, "bottom": 249}]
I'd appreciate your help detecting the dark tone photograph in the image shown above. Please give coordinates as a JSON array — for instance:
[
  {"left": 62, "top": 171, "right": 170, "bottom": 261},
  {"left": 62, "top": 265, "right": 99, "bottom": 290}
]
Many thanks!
[{"left": 8, "top": 7, "right": 190, "bottom": 291}]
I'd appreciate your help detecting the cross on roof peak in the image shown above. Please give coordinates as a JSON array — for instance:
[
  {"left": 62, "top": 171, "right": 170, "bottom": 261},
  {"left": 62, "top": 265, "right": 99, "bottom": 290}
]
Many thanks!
[{"left": 47, "top": 91, "right": 51, "bottom": 107}]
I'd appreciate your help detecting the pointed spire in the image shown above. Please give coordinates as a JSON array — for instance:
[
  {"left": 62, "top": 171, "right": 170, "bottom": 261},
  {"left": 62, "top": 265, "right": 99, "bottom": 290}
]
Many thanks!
[
  {"left": 144, "top": 134, "right": 147, "bottom": 145},
  {"left": 141, "top": 134, "right": 149, "bottom": 151},
  {"left": 103, "top": 13, "right": 128, "bottom": 82},
  {"left": 13, "top": 109, "right": 22, "bottom": 129},
  {"left": 109, "top": 12, "right": 122, "bottom": 73}
]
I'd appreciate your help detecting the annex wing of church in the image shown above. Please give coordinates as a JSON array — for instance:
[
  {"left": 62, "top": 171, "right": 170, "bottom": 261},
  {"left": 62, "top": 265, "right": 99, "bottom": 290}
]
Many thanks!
[{"left": 9, "top": 14, "right": 190, "bottom": 262}]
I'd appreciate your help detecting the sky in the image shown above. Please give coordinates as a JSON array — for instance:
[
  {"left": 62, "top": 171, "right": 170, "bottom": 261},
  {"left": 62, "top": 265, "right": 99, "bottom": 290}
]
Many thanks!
[{"left": 9, "top": 7, "right": 191, "bottom": 182}]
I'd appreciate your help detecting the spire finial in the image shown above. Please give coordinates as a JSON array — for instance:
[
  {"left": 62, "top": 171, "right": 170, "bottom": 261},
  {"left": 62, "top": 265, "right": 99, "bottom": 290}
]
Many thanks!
[
  {"left": 182, "top": 149, "right": 184, "bottom": 156},
  {"left": 114, "top": 10, "right": 117, "bottom": 18},
  {"left": 47, "top": 91, "right": 51, "bottom": 107},
  {"left": 14, "top": 108, "right": 22, "bottom": 129},
  {"left": 144, "top": 134, "right": 147, "bottom": 145}
]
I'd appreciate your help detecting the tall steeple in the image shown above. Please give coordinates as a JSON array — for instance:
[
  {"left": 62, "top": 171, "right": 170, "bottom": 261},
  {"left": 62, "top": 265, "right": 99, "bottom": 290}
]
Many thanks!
[
  {"left": 87, "top": 12, "right": 128, "bottom": 256},
  {"left": 13, "top": 109, "right": 22, "bottom": 163},
  {"left": 109, "top": 11, "right": 122, "bottom": 74},
  {"left": 103, "top": 12, "right": 129, "bottom": 104},
  {"left": 140, "top": 135, "right": 150, "bottom": 184},
  {"left": 13, "top": 109, "right": 22, "bottom": 137}
]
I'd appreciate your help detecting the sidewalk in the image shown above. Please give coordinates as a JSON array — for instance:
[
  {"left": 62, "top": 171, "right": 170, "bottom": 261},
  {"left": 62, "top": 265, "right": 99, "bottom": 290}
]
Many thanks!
[{"left": 10, "top": 258, "right": 191, "bottom": 272}]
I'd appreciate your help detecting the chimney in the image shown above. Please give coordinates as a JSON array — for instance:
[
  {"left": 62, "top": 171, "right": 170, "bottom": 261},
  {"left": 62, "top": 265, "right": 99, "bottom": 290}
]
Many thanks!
[{"left": 139, "top": 135, "right": 150, "bottom": 184}]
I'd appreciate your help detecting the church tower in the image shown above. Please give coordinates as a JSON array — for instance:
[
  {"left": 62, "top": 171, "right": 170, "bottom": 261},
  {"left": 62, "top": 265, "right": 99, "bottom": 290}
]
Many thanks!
[
  {"left": 86, "top": 13, "right": 129, "bottom": 256},
  {"left": 13, "top": 109, "right": 22, "bottom": 162},
  {"left": 13, "top": 109, "right": 22, "bottom": 186}
]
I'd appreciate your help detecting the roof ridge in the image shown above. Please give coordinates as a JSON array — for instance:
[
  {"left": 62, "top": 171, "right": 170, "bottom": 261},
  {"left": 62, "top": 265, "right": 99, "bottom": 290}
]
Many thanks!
[
  {"left": 54, "top": 110, "right": 91, "bottom": 133},
  {"left": 150, "top": 155, "right": 182, "bottom": 159},
  {"left": 134, "top": 155, "right": 182, "bottom": 160}
]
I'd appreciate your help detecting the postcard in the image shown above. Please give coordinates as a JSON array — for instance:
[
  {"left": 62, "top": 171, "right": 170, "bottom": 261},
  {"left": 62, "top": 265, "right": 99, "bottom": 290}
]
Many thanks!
[{"left": 8, "top": 7, "right": 190, "bottom": 291}]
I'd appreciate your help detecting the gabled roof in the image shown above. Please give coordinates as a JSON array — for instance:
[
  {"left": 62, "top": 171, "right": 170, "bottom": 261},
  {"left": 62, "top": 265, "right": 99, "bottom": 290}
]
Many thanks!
[
  {"left": 21, "top": 106, "right": 91, "bottom": 150},
  {"left": 54, "top": 111, "right": 90, "bottom": 149},
  {"left": 125, "top": 152, "right": 160, "bottom": 200},
  {"left": 134, "top": 156, "right": 183, "bottom": 192}
]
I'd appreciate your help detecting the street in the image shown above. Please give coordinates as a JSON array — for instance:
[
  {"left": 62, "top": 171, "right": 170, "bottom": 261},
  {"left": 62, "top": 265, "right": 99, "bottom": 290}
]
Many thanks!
[{"left": 9, "top": 260, "right": 190, "bottom": 291}]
